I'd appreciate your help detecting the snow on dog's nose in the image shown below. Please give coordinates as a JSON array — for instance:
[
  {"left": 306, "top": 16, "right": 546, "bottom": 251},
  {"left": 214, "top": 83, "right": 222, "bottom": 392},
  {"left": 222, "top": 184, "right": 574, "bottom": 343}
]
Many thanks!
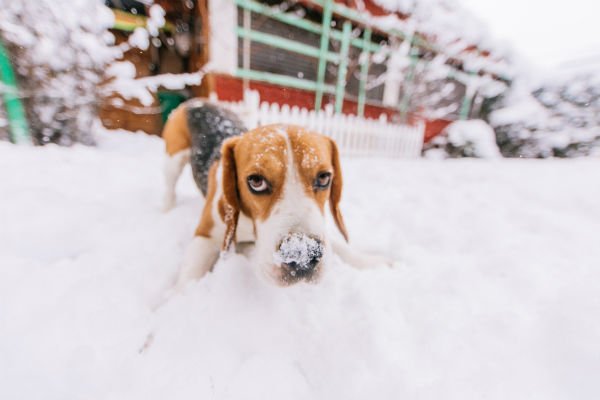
[{"left": 275, "top": 233, "right": 323, "bottom": 278}]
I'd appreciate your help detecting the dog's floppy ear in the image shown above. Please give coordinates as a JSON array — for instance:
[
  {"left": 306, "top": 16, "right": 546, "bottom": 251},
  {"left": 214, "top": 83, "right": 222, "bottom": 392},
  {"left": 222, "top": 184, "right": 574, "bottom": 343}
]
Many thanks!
[
  {"left": 219, "top": 137, "right": 241, "bottom": 251},
  {"left": 329, "top": 138, "right": 349, "bottom": 242}
]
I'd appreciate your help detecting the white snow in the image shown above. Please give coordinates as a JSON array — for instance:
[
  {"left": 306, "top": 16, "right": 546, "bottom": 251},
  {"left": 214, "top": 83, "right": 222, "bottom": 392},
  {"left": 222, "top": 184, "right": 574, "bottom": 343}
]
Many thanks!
[
  {"left": 363, "top": 0, "right": 511, "bottom": 120},
  {"left": 274, "top": 233, "right": 323, "bottom": 271},
  {"left": 490, "top": 84, "right": 552, "bottom": 128},
  {"left": 146, "top": 4, "right": 166, "bottom": 37},
  {"left": 369, "top": 0, "right": 514, "bottom": 80},
  {"left": 128, "top": 27, "right": 150, "bottom": 51},
  {"left": 0, "top": 0, "right": 118, "bottom": 144},
  {"left": 1, "top": 131, "right": 600, "bottom": 399},
  {"left": 444, "top": 119, "right": 502, "bottom": 158},
  {"left": 490, "top": 77, "right": 600, "bottom": 157},
  {"left": 103, "top": 62, "right": 205, "bottom": 106}
]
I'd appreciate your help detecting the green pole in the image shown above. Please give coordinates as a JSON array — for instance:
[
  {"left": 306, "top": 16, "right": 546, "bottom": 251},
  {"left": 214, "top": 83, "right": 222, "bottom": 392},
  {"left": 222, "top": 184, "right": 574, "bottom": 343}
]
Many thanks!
[
  {"left": 357, "top": 27, "right": 371, "bottom": 117},
  {"left": 315, "top": 0, "right": 333, "bottom": 110},
  {"left": 459, "top": 72, "right": 477, "bottom": 120},
  {"left": 0, "top": 39, "right": 30, "bottom": 144},
  {"left": 399, "top": 44, "right": 419, "bottom": 123},
  {"left": 334, "top": 21, "right": 351, "bottom": 114}
]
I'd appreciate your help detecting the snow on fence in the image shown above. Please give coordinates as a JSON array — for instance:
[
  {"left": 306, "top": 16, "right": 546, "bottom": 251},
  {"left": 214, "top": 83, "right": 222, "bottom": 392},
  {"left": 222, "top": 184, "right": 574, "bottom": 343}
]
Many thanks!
[{"left": 215, "top": 92, "right": 424, "bottom": 158}]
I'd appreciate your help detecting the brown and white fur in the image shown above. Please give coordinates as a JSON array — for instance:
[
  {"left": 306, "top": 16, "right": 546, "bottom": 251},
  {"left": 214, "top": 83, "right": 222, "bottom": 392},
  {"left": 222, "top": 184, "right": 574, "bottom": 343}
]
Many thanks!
[{"left": 162, "top": 107, "right": 391, "bottom": 288}]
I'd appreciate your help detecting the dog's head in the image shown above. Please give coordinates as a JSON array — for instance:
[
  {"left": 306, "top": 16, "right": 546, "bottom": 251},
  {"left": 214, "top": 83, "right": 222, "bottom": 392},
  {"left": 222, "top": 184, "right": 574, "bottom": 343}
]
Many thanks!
[{"left": 219, "top": 124, "right": 348, "bottom": 285}]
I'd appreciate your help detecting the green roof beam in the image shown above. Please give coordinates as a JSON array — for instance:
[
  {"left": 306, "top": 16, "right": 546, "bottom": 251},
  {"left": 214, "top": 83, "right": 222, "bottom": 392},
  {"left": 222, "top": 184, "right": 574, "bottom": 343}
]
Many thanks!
[
  {"left": 236, "top": 27, "right": 339, "bottom": 63},
  {"left": 235, "top": 68, "right": 335, "bottom": 93},
  {"left": 235, "top": 0, "right": 382, "bottom": 52}
]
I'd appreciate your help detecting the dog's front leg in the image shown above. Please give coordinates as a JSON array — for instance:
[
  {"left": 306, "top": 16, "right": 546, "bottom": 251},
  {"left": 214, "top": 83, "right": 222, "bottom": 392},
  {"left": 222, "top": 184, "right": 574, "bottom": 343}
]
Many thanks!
[
  {"left": 174, "top": 236, "right": 220, "bottom": 291},
  {"left": 331, "top": 237, "right": 394, "bottom": 270},
  {"left": 162, "top": 149, "right": 191, "bottom": 212}
]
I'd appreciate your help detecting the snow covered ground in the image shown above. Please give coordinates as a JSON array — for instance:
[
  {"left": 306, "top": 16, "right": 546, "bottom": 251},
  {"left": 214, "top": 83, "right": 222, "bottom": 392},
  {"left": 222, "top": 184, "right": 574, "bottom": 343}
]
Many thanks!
[{"left": 1, "top": 131, "right": 600, "bottom": 399}]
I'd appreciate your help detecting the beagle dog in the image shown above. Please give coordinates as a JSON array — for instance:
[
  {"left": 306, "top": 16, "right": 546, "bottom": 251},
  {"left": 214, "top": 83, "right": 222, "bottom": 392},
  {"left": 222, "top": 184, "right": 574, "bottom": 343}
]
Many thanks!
[{"left": 162, "top": 100, "right": 391, "bottom": 288}]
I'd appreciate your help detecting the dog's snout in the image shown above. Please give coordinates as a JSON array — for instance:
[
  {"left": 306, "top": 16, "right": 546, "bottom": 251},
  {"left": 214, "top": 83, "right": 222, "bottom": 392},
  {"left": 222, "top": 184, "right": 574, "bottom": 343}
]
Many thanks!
[{"left": 275, "top": 233, "right": 323, "bottom": 277}]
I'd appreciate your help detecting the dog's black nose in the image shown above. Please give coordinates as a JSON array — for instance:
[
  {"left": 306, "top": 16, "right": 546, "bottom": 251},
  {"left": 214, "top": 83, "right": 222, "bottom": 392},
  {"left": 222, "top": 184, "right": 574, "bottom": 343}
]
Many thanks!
[
  {"left": 282, "top": 256, "right": 320, "bottom": 274},
  {"left": 276, "top": 233, "right": 323, "bottom": 276}
]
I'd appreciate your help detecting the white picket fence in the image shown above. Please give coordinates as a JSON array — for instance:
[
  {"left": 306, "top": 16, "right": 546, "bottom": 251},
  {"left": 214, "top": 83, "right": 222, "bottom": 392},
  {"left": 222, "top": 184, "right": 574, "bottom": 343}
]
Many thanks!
[{"left": 214, "top": 91, "right": 424, "bottom": 158}]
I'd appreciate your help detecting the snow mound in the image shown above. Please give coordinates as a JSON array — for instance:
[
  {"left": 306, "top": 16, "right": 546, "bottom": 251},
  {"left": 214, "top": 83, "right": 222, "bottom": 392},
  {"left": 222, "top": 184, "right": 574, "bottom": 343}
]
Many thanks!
[
  {"left": 490, "top": 80, "right": 600, "bottom": 158},
  {"left": 425, "top": 119, "right": 501, "bottom": 159},
  {"left": 1, "top": 130, "right": 600, "bottom": 399},
  {"left": 445, "top": 120, "right": 502, "bottom": 158}
]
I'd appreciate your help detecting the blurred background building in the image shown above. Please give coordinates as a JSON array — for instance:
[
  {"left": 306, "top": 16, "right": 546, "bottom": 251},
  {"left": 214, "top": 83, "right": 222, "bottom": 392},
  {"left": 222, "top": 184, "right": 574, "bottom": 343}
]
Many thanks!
[{"left": 99, "top": 0, "right": 511, "bottom": 140}]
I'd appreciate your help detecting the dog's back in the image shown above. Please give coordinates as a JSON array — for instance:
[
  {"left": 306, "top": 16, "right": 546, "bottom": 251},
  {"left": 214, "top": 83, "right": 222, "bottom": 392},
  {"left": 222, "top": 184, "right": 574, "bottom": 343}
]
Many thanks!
[
  {"left": 161, "top": 99, "right": 247, "bottom": 210},
  {"left": 185, "top": 100, "right": 246, "bottom": 195}
]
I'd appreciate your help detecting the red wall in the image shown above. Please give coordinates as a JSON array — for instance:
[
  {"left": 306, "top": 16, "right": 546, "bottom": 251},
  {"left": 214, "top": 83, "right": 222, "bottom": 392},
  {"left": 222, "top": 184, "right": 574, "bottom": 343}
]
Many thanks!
[
  {"left": 213, "top": 74, "right": 397, "bottom": 120},
  {"left": 424, "top": 119, "right": 452, "bottom": 143},
  {"left": 212, "top": 74, "right": 452, "bottom": 142}
]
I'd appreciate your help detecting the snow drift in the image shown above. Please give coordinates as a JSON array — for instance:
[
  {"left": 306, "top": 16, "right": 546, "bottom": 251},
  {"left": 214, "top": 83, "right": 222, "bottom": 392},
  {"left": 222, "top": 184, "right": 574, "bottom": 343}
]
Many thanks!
[
  {"left": 1, "top": 130, "right": 600, "bottom": 399},
  {"left": 424, "top": 119, "right": 501, "bottom": 159}
]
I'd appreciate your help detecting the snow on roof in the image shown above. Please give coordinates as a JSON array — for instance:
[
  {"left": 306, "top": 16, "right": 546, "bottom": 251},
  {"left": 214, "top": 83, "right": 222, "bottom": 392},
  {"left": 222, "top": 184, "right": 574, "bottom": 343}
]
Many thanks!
[{"left": 369, "top": 0, "right": 514, "bottom": 80}]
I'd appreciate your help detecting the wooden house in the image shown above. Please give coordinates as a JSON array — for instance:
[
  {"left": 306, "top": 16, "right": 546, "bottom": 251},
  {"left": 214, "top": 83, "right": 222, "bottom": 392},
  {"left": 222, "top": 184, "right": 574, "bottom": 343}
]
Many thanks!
[{"left": 101, "top": 0, "right": 509, "bottom": 141}]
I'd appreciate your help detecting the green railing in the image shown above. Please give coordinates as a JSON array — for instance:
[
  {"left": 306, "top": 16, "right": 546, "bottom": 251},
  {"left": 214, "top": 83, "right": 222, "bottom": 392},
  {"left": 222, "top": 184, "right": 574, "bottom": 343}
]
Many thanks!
[
  {"left": 235, "top": 0, "right": 381, "bottom": 115},
  {"left": 234, "top": 0, "right": 508, "bottom": 120},
  {"left": 459, "top": 71, "right": 478, "bottom": 120},
  {"left": 234, "top": 0, "right": 450, "bottom": 117}
]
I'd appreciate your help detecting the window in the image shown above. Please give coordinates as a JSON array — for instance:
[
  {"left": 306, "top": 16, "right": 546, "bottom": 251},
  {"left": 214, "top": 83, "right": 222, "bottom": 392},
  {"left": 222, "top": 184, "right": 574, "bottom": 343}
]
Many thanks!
[{"left": 237, "top": 7, "right": 320, "bottom": 81}]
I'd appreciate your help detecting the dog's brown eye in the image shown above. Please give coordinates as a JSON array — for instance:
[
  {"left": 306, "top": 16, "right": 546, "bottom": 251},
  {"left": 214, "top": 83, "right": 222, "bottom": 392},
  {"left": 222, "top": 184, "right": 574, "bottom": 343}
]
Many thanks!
[
  {"left": 314, "top": 172, "right": 332, "bottom": 190},
  {"left": 247, "top": 174, "right": 271, "bottom": 194}
]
